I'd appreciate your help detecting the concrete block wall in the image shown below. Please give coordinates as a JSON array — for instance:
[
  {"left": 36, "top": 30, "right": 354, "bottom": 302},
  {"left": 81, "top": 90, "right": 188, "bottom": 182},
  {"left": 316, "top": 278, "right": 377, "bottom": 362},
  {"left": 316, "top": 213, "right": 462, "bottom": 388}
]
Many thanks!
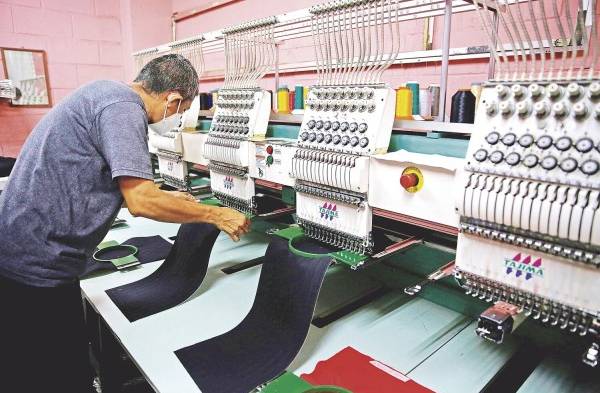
[
  {"left": 0, "top": 0, "right": 125, "bottom": 157},
  {"left": 0, "top": 0, "right": 171, "bottom": 158}
]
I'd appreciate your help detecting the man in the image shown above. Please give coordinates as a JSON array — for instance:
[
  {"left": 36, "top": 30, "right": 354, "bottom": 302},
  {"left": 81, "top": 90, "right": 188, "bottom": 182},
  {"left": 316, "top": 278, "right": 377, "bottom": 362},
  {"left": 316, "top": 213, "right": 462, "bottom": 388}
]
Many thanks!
[{"left": 0, "top": 54, "right": 250, "bottom": 392}]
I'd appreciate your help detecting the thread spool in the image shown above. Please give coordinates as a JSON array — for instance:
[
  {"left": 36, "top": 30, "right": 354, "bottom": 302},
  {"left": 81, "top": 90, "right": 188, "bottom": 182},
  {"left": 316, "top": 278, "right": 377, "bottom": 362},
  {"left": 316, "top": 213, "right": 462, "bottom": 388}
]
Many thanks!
[
  {"left": 429, "top": 84, "right": 440, "bottom": 118},
  {"left": 199, "top": 93, "right": 210, "bottom": 110},
  {"left": 206, "top": 92, "right": 213, "bottom": 109},
  {"left": 406, "top": 82, "right": 420, "bottom": 115},
  {"left": 277, "top": 86, "right": 290, "bottom": 114},
  {"left": 395, "top": 87, "right": 413, "bottom": 118},
  {"left": 211, "top": 91, "right": 218, "bottom": 109},
  {"left": 294, "top": 85, "right": 304, "bottom": 110},
  {"left": 289, "top": 91, "right": 295, "bottom": 111},
  {"left": 450, "top": 89, "right": 477, "bottom": 124},
  {"left": 303, "top": 86, "right": 309, "bottom": 103},
  {"left": 419, "top": 88, "right": 431, "bottom": 118}
]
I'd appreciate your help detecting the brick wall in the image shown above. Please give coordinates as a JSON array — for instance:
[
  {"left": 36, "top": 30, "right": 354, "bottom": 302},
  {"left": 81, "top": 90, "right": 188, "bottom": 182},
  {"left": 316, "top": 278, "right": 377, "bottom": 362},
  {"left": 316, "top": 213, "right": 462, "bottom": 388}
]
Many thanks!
[
  {"left": 0, "top": 0, "right": 125, "bottom": 157},
  {"left": 0, "top": 0, "right": 171, "bottom": 158}
]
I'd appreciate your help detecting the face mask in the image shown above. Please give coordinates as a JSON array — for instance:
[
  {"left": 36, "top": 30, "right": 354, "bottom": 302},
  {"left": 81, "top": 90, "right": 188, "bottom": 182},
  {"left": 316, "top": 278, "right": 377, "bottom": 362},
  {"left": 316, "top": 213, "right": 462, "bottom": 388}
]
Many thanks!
[{"left": 148, "top": 99, "right": 182, "bottom": 136}]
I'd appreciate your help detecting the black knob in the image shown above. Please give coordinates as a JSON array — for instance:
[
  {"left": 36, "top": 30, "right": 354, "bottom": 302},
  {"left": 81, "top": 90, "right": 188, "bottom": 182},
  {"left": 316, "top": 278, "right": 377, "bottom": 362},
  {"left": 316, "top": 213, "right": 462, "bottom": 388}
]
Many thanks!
[
  {"left": 501, "top": 133, "right": 516, "bottom": 146},
  {"left": 555, "top": 136, "right": 572, "bottom": 151},
  {"left": 505, "top": 152, "right": 521, "bottom": 166},
  {"left": 359, "top": 137, "right": 369, "bottom": 148},
  {"left": 308, "top": 132, "right": 316, "bottom": 142},
  {"left": 332, "top": 135, "right": 341, "bottom": 145},
  {"left": 473, "top": 149, "right": 488, "bottom": 162},
  {"left": 341, "top": 136, "right": 350, "bottom": 145},
  {"left": 489, "top": 151, "right": 504, "bottom": 164},
  {"left": 485, "top": 132, "right": 500, "bottom": 145},
  {"left": 581, "top": 160, "right": 599, "bottom": 176},
  {"left": 340, "top": 122, "right": 349, "bottom": 132},
  {"left": 323, "top": 121, "right": 331, "bottom": 130},
  {"left": 523, "top": 154, "right": 539, "bottom": 168},
  {"left": 331, "top": 121, "right": 340, "bottom": 131},
  {"left": 541, "top": 156, "right": 558, "bottom": 170},
  {"left": 350, "top": 136, "right": 359, "bottom": 147},
  {"left": 518, "top": 134, "right": 534, "bottom": 148},
  {"left": 315, "top": 120, "right": 324, "bottom": 129},
  {"left": 576, "top": 138, "right": 594, "bottom": 153},
  {"left": 536, "top": 135, "right": 553, "bottom": 149},
  {"left": 559, "top": 157, "right": 578, "bottom": 173}
]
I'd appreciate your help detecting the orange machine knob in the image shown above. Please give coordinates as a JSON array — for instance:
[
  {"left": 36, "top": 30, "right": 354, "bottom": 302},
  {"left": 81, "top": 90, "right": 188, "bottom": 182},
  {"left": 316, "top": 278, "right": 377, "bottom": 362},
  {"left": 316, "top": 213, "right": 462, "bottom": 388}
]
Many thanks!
[{"left": 400, "top": 173, "right": 419, "bottom": 190}]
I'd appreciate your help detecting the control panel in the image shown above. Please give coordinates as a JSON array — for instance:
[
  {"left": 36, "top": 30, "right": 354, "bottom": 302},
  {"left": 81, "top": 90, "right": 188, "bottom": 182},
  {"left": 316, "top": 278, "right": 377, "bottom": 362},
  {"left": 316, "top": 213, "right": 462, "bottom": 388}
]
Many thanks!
[
  {"left": 455, "top": 80, "right": 600, "bottom": 341},
  {"left": 249, "top": 139, "right": 297, "bottom": 187},
  {"left": 299, "top": 86, "right": 396, "bottom": 155}
]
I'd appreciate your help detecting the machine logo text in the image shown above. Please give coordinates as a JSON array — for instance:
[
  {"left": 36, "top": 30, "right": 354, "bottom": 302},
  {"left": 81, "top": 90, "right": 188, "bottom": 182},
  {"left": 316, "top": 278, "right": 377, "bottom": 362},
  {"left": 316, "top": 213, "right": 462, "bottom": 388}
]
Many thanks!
[{"left": 504, "top": 253, "right": 543, "bottom": 280}]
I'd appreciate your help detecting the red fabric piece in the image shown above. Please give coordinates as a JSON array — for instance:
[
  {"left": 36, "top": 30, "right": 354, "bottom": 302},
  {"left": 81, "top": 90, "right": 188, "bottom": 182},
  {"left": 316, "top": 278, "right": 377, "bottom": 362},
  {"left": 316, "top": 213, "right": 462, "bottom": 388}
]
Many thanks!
[{"left": 300, "top": 347, "right": 435, "bottom": 393}]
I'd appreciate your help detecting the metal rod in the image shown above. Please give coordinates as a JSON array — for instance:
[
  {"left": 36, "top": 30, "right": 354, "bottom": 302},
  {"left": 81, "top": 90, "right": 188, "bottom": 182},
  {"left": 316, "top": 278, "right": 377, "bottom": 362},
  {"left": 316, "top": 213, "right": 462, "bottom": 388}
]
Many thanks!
[
  {"left": 438, "top": 0, "right": 453, "bottom": 122},
  {"left": 487, "top": 10, "right": 499, "bottom": 80},
  {"left": 274, "top": 43, "right": 280, "bottom": 111}
]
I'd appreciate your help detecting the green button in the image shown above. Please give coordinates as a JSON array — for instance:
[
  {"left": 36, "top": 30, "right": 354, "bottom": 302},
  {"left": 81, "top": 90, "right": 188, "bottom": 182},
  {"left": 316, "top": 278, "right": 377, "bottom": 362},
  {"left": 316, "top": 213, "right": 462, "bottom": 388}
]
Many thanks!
[{"left": 266, "top": 155, "right": 274, "bottom": 166}]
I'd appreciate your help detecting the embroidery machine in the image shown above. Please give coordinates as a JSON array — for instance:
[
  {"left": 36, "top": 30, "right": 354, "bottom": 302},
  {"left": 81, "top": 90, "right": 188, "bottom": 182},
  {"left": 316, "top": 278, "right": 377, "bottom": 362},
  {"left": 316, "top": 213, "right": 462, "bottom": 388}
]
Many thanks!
[{"left": 98, "top": 0, "right": 600, "bottom": 391}]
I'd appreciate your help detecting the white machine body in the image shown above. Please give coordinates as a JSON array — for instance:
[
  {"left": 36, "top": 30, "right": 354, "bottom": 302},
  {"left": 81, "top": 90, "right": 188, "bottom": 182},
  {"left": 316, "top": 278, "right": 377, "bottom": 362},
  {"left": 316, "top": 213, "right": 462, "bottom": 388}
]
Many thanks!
[
  {"left": 248, "top": 139, "right": 297, "bottom": 187},
  {"left": 369, "top": 150, "right": 462, "bottom": 228},
  {"left": 207, "top": 88, "right": 271, "bottom": 212},
  {"left": 456, "top": 80, "right": 600, "bottom": 328},
  {"left": 181, "top": 132, "right": 209, "bottom": 166}
]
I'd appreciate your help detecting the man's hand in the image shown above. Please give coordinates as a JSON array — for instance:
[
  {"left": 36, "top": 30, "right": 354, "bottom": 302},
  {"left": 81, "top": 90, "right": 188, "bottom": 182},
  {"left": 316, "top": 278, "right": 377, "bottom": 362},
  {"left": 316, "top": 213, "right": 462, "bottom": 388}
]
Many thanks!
[
  {"left": 118, "top": 177, "right": 251, "bottom": 241},
  {"left": 166, "top": 190, "right": 197, "bottom": 203},
  {"left": 213, "top": 207, "right": 251, "bottom": 242}
]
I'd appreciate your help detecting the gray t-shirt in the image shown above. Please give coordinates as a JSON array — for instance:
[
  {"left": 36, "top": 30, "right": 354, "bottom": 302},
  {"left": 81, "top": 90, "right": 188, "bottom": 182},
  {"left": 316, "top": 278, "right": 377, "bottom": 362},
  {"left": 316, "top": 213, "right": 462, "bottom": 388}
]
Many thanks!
[{"left": 0, "top": 80, "right": 153, "bottom": 287}]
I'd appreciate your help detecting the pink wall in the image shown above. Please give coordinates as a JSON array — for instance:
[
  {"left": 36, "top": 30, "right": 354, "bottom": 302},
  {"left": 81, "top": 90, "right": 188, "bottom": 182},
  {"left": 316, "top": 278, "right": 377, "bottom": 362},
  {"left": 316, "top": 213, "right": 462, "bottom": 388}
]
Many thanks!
[
  {"left": 173, "top": 0, "right": 599, "bottom": 117},
  {"left": 0, "top": 0, "right": 172, "bottom": 157}
]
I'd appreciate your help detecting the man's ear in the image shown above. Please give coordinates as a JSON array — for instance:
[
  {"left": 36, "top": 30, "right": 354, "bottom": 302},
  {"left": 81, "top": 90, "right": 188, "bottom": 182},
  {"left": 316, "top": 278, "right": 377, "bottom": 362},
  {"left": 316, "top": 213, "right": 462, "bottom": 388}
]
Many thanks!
[{"left": 166, "top": 92, "right": 183, "bottom": 105}]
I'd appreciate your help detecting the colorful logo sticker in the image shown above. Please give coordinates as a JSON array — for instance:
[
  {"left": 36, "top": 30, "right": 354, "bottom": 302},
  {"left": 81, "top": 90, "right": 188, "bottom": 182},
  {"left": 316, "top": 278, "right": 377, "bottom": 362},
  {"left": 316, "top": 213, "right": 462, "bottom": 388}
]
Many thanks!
[
  {"left": 504, "top": 253, "right": 543, "bottom": 280},
  {"left": 224, "top": 176, "right": 234, "bottom": 190},
  {"left": 319, "top": 203, "right": 339, "bottom": 221}
]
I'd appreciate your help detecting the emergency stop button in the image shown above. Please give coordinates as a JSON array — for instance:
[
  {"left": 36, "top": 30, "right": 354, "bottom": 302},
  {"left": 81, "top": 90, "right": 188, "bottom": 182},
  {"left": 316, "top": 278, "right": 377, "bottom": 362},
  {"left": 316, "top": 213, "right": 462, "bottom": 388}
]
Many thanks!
[
  {"left": 400, "top": 173, "right": 419, "bottom": 189},
  {"left": 266, "top": 145, "right": 274, "bottom": 155},
  {"left": 400, "top": 167, "right": 423, "bottom": 193}
]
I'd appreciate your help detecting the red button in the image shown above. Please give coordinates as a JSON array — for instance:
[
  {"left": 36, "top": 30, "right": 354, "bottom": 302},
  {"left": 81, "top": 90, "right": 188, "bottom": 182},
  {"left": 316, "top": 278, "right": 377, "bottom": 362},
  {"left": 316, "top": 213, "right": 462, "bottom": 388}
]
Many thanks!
[
  {"left": 400, "top": 173, "right": 419, "bottom": 189},
  {"left": 266, "top": 145, "right": 274, "bottom": 155}
]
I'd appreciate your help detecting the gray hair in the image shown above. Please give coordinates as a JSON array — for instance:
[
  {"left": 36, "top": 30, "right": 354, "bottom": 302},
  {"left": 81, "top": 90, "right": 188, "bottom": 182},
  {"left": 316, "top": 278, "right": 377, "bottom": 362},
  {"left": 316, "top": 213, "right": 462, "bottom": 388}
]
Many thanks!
[{"left": 134, "top": 54, "right": 199, "bottom": 100}]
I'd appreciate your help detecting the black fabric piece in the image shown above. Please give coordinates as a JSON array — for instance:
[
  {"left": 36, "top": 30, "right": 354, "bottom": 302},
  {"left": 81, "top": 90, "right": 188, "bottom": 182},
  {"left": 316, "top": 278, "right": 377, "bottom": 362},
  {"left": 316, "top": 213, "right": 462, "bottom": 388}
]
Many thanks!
[
  {"left": 0, "top": 156, "right": 16, "bottom": 177},
  {"left": 292, "top": 236, "right": 340, "bottom": 255},
  {"left": 106, "top": 223, "right": 220, "bottom": 322},
  {"left": 175, "top": 236, "right": 331, "bottom": 393},
  {"left": 0, "top": 274, "right": 94, "bottom": 392},
  {"left": 80, "top": 235, "right": 172, "bottom": 278},
  {"left": 254, "top": 193, "right": 289, "bottom": 215}
]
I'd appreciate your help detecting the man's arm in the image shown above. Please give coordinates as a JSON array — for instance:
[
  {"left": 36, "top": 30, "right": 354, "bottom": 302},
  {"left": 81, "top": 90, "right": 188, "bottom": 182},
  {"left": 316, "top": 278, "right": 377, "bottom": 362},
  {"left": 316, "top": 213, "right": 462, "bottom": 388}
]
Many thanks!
[{"left": 118, "top": 177, "right": 250, "bottom": 241}]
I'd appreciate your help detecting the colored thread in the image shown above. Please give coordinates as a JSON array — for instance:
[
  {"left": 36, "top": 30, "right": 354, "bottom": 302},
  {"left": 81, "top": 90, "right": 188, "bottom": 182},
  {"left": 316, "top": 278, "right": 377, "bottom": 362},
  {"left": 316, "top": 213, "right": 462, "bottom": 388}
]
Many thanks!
[
  {"left": 199, "top": 93, "right": 210, "bottom": 110},
  {"left": 206, "top": 93, "right": 213, "bottom": 109},
  {"left": 211, "top": 91, "right": 218, "bottom": 109},
  {"left": 395, "top": 87, "right": 412, "bottom": 118},
  {"left": 419, "top": 88, "right": 431, "bottom": 118},
  {"left": 294, "top": 85, "right": 304, "bottom": 109},
  {"left": 289, "top": 91, "right": 295, "bottom": 111},
  {"left": 429, "top": 85, "right": 440, "bottom": 118},
  {"left": 406, "top": 82, "right": 420, "bottom": 115},
  {"left": 450, "top": 89, "right": 477, "bottom": 124},
  {"left": 277, "top": 86, "right": 290, "bottom": 114}
]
